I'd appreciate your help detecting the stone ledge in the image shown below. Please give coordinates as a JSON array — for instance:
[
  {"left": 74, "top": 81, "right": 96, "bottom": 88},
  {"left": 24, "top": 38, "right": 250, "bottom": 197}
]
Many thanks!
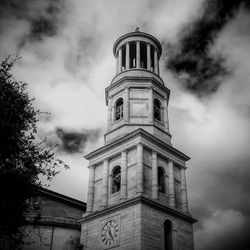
[
  {"left": 105, "top": 74, "right": 170, "bottom": 105},
  {"left": 84, "top": 128, "right": 189, "bottom": 161},
  {"left": 79, "top": 196, "right": 196, "bottom": 224},
  {"left": 25, "top": 213, "right": 81, "bottom": 230}
]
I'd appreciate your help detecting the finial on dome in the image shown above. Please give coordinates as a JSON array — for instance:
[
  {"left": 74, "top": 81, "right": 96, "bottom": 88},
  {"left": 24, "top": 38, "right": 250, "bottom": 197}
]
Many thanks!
[{"left": 135, "top": 27, "right": 140, "bottom": 32}]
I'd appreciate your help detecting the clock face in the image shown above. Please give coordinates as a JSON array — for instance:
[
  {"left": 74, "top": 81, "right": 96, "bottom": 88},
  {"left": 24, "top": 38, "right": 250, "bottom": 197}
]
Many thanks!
[{"left": 101, "top": 219, "right": 119, "bottom": 246}]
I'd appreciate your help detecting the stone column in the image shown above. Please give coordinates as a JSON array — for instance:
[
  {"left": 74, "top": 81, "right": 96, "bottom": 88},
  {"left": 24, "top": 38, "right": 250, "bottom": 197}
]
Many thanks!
[
  {"left": 102, "top": 159, "right": 109, "bottom": 207},
  {"left": 124, "top": 87, "right": 129, "bottom": 123},
  {"left": 148, "top": 87, "right": 153, "bottom": 123},
  {"left": 181, "top": 167, "right": 189, "bottom": 212},
  {"left": 136, "top": 41, "right": 140, "bottom": 68},
  {"left": 147, "top": 43, "right": 151, "bottom": 70},
  {"left": 152, "top": 151, "right": 158, "bottom": 199},
  {"left": 157, "top": 53, "right": 160, "bottom": 75},
  {"left": 136, "top": 143, "right": 143, "bottom": 194},
  {"left": 121, "top": 151, "right": 127, "bottom": 200},
  {"left": 126, "top": 42, "right": 130, "bottom": 70},
  {"left": 107, "top": 97, "right": 112, "bottom": 130},
  {"left": 111, "top": 104, "right": 115, "bottom": 123},
  {"left": 168, "top": 160, "right": 175, "bottom": 207},
  {"left": 164, "top": 98, "right": 169, "bottom": 132},
  {"left": 116, "top": 55, "right": 119, "bottom": 74},
  {"left": 154, "top": 49, "right": 158, "bottom": 74},
  {"left": 118, "top": 48, "right": 122, "bottom": 73},
  {"left": 86, "top": 165, "right": 95, "bottom": 213}
]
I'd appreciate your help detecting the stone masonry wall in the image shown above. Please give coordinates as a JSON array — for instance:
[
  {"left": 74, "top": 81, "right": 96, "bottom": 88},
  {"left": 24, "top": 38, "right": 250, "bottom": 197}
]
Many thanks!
[
  {"left": 81, "top": 203, "right": 141, "bottom": 250},
  {"left": 141, "top": 204, "right": 194, "bottom": 250}
]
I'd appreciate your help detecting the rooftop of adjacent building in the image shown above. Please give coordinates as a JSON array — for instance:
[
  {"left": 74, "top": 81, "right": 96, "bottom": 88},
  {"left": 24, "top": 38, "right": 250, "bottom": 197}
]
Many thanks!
[{"left": 25, "top": 187, "right": 86, "bottom": 229}]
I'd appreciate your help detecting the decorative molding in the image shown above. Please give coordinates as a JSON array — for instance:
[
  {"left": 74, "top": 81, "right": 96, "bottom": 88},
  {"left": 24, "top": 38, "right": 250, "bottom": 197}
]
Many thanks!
[
  {"left": 105, "top": 75, "right": 170, "bottom": 105},
  {"left": 84, "top": 128, "right": 189, "bottom": 162},
  {"left": 105, "top": 123, "right": 172, "bottom": 138},
  {"left": 79, "top": 196, "right": 196, "bottom": 224},
  {"left": 25, "top": 214, "right": 81, "bottom": 230}
]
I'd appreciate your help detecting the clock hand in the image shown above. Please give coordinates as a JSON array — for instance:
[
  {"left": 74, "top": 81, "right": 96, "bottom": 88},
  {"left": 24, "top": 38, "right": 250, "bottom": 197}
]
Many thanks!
[{"left": 108, "top": 228, "right": 114, "bottom": 241}]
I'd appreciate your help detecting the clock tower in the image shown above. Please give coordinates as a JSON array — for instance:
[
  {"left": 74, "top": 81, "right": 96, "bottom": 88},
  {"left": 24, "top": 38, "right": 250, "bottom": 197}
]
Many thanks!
[{"left": 80, "top": 30, "right": 196, "bottom": 250}]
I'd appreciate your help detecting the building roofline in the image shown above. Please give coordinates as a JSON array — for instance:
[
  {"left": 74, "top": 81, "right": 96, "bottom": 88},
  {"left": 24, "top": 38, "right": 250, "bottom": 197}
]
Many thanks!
[{"left": 35, "top": 186, "right": 86, "bottom": 210}]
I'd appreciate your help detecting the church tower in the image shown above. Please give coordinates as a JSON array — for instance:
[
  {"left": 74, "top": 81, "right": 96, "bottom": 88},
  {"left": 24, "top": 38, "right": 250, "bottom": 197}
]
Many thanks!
[{"left": 80, "top": 30, "right": 196, "bottom": 250}]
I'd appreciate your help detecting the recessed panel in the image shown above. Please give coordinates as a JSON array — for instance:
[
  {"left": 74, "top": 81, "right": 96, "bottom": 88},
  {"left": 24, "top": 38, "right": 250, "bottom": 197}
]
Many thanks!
[
  {"left": 130, "top": 101, "right": 148, "bottom": 117},
  {"left": 129, "top": 88, "right": 148, "bottom": 99}
]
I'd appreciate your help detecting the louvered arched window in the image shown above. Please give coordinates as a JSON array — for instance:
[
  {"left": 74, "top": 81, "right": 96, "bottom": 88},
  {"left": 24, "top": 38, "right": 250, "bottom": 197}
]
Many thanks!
[
  {"left": 111, "top": 166, "right": 121, "bottom": 194},
  {"left": 158, "top": 167, "right": 165, "bottom": 193},
  {"left": 154, "top": 98, "right": 161, "bottom": 121},
  {"left": 115, "top": 98, "right": 123, "bottom": 121}
]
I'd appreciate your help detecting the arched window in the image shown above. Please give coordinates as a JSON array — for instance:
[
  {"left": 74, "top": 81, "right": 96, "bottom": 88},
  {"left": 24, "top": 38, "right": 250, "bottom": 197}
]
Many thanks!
[
  {"left": 111, "top": 166, "right": 121, "bottom": 194},
  {"left": 164, "top": 220, "right": 173, "bottom": 250},
  {"left": 115, "top": 98, "right": 123, "bottom": 121},
  {"left": 158, "top": 167, "right": 165, "bottom": 193},
  {"left": 154, "top": 98, "right": 161, "bottom": 121}
]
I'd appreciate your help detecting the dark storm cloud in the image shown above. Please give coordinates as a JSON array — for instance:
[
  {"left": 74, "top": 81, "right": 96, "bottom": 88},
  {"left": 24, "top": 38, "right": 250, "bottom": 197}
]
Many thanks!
[
  {"left": 199, "top": 217, "right": 250, "bottom": 250},
  {"left": 192, "top": 156, "right": 250, "bottom": 250},
  {"left": 165, "top": 0, "right": 250, "bottom": 96},
  {"left": 210, "top": 159, "right": 250, "bottom": 216},
  {"left": 0, "top": 0, "right": 65, "bottom": 43},
  {"left": 56, "top": 127, "right": 101, "bottom": 153}
]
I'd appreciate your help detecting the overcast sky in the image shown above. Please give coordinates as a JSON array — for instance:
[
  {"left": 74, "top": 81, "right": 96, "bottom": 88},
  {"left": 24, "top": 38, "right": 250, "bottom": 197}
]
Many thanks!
[{"left": 1, "top": 0, "right": 250, "bottom": 249}]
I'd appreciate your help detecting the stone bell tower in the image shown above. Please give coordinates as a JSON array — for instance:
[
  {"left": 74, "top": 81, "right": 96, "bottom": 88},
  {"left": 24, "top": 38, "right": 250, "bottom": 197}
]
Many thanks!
[{"left": 80, "top": 30, "right": 196, "bottom": 250}]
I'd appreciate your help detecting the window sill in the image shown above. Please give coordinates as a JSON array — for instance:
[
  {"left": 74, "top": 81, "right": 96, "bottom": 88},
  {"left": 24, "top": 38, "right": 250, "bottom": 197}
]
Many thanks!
[{"left": 109, "top": 191, "right": 120, "bottom": 198}]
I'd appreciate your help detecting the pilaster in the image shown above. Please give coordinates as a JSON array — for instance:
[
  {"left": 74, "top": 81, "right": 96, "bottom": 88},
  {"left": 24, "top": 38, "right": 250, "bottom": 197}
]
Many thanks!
[
  {"left": 168, "top": 160, "right": 176, "bottom": 207},
  {"left": 136, "top": 143, "right": 143, "bottom": 194},
  {"left": 120, "top": 151, "right": 127, "bottom": 200},
  {"left": 181, "top": 167, "right": 189, "bottom": 213},
  {"left": 107, "top": 97, "right": 112, "bottom": 130},
  {"left": 124, "top": 87, "right": 129, "bottom": 123},
  {"left": 148, "top": 87, "right": 153, "bottom": 123},
  {"left": 152, "top": 150, "right": 158, "bottom": 199},
  {"left": 101, "top": 159, "right": 109, "bottom": 207},
  {"left": 164, "top": 98, "right": 169, "bottom": 132},
  {"left": 86, "top": 166, "right": 95, "bottom": 213}
]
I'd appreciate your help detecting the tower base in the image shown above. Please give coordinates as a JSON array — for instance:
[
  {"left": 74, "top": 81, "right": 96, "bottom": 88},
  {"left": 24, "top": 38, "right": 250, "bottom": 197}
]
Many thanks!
[{"left": 80, "top": 196, "right": 195, "bottom": 250}]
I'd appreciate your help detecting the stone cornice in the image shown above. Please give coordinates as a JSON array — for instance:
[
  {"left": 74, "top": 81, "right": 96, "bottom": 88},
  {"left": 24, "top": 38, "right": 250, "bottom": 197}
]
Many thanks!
[
  {"left": 105, "top": 123, "right": 172, "bottom": 138},
  {"left": 79, "top": 196, "right": 196, "bottom": 224},
  {"left": 84, "top": 128, "right": 190, "bottom": 161},
  {"left": 105, "top": 75, "right": 170, "bottom": 105},
  {"left": 25, "top": 214, "right": 81, "bottom": 230}
]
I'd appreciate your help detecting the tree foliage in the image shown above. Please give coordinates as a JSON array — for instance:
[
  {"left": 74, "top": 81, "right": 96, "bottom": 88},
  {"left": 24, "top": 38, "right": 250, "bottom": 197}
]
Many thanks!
[{"left": 0, "top": 57, "right": 68, "bottom": 248}]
